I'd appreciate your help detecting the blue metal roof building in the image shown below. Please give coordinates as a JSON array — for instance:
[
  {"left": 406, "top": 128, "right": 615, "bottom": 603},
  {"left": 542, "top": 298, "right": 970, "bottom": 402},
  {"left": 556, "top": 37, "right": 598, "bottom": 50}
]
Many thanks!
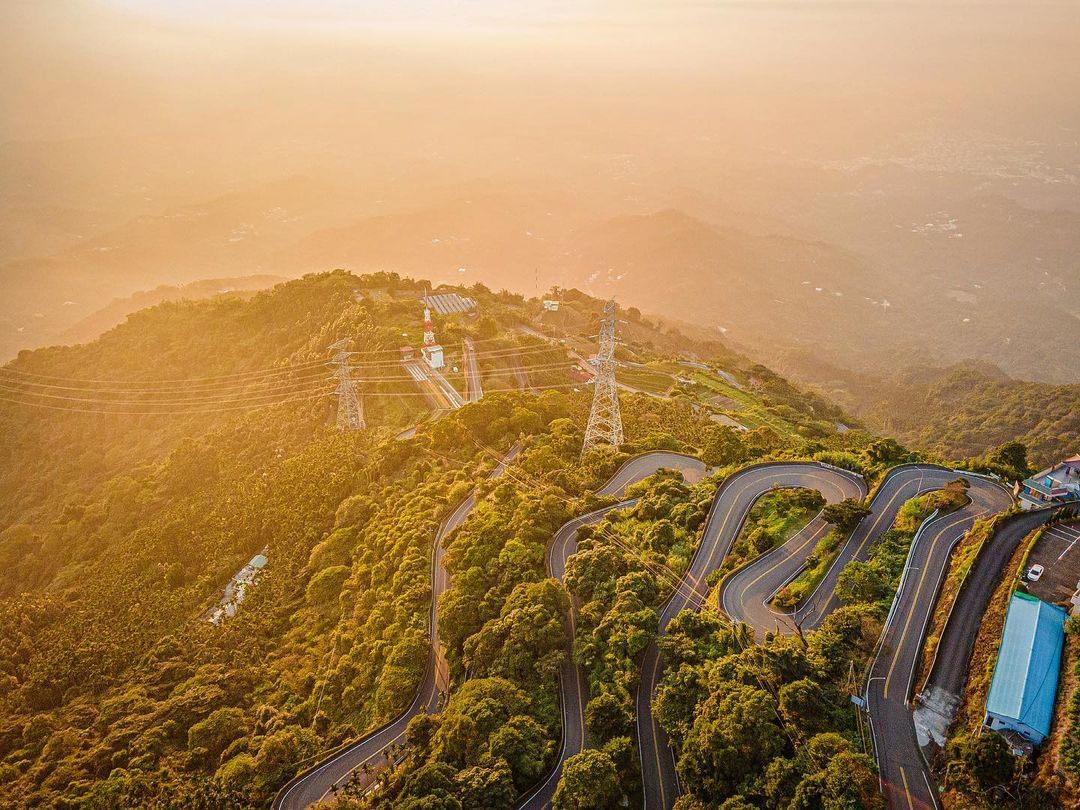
[{"left": 984, "top": 591, "right": 1067, "bottom": 746}]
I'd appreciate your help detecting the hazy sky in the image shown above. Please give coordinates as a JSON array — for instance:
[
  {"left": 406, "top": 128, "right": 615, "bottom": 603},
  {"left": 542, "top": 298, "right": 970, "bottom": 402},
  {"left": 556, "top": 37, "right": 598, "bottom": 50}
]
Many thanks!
[{"left": 2, "top": 1, "right": 1078, "bottom": 375}]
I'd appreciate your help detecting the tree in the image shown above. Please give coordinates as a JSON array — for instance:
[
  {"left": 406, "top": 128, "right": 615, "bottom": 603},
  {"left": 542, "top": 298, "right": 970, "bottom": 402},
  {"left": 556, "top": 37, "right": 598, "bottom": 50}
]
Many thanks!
[
  {"left": 654, "top": 663, "right": 708, "bottom": 745},
  {"left": 187, "top": 707, "right": 247, "bottom": 767},
  {"left": 862, "top": 438, "right": 908, "bottom": 468},
  {"left": 431, "top": 678, "right": 531, "bottom": 768},
  {"left": 835, "top": 561, "right": 888, "bottom": 605},
  {"left": 989, "top": 441, "right": 1032, "bottom": 479},
  {"left": 677, "top": 681, "right": 785, "bottom": 802},
  {"left": 487, "top": 715, "right": 550, "bottom": 788},
  {"left": 477, "top": 315, "right": 500, "bottom": 340},
  {"left": 565, "top": 545, "right": 627, "bottom": 603},
  {"left": 463, "top": 579, "right": 569, "bottom": 683},
  {"left": 400, "top": 761, "right": 461, "bottom": 805},
  {"left": 821, "top": 499, "right": 871, "bottom": 533},
  {"left": 553, "top": 749, "right": 621, "bottom": 810},
  {"left": 702, "top": 426, "right": 747, "bottom": 467},
  {"left": 453, "top": 763, "right": 516, "bottom": 809},
  {"left": 305, "top": 565, "right": 350, "bottom": 607},
  {"left": 586, "top": 689, "right": 633, "bottom": 742},
  {"left": 644, "top": 519, "right": 677, "bottom": 553},
  {"left": 214, "top": 753, "right": 256, "bottom": 791},
  {"left": 949, "top": 732, "right": 1015, "bottom": 792},
  {"left": 791, "top": 750, "right": 884, "bottom": 810},
  {"left": 778, "top": 679, "right": 829, "bottom": 739}
]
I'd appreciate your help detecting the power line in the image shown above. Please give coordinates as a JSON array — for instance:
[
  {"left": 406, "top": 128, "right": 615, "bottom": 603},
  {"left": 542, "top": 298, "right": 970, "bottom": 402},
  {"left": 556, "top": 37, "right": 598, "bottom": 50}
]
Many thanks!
[
  {"left": 0, "top": 356, "right": 587, "bottom": 395},
  {"left": 0, "top": 342, "right": 568, "bottom": 391},
  {"left": 0, "top": 380, "right": 598, "bottom": 415},
  {"left": 0, "top": 390, "right": 333, "bottom": 417},
  {"left": 0, "top": 359, "right": 590, "bottom": 406}
]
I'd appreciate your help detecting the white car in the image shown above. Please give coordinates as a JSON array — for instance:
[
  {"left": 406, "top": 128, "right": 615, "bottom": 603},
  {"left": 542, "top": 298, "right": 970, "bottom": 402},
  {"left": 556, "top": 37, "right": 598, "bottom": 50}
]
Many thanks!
[{"left": 1027, "top": 564, "right": 1045, "bottom": 582}]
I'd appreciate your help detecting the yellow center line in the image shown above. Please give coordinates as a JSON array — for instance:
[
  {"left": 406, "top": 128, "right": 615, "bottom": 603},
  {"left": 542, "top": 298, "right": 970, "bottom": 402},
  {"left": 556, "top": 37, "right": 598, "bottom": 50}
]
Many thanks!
[
  {"left": 645, "top": 467, "right": 860, "bottom": 808},
  {"left": 883, "top": 511, "right": 970, "bottom": 699},
  {"left": 647, "top": 650, "right": 666, "bottom": 809},
  {"left": 742, "top": 519, "right": 827, "bottom": 600},
  {"left": 900, "top": 766, "right": 915, "bottom": 810}
]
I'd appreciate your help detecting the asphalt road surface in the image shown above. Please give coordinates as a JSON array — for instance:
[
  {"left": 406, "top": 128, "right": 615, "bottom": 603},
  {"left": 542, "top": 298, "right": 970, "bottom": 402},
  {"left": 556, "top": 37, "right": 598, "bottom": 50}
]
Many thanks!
[
  {"left": 517, "top": 452, "right": 706, "bottom": 810},
  {"left": 637, "top": 462, "right": 866, "bottom": 810},
  {"left": 913, "top": 506, "right": 1057, "bottom": 754},
  {"left": 272, "top": 447, "right": 519, "bottom": 810},
  {"left": 721, "top": 465, "right": 971, "bottom": 637},
  {"left": 463, "top": 337, "right": 483, "bottom": 402},
  {"left": 864, "top": 474, "right": 1012, "bottom": 810},
  {"left": 716, "top": 465, "right": 1012, "bottom": 810}
]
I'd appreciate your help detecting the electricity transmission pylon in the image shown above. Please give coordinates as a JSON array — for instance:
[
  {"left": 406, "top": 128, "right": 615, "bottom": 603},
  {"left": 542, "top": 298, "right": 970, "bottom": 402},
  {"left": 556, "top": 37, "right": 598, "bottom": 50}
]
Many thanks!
[
  {"left": 582, "top": 299, "right": 623, "bottom": 455},
  {"left": 327, "top": 338, "right": 364, "bottom": 430}
]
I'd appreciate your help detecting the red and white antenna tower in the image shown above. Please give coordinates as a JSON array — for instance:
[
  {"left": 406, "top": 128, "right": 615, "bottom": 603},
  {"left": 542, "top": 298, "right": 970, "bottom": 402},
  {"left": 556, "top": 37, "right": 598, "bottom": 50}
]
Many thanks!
[{"left": 423, "top": 289, "right": 437, "bottom": 347}]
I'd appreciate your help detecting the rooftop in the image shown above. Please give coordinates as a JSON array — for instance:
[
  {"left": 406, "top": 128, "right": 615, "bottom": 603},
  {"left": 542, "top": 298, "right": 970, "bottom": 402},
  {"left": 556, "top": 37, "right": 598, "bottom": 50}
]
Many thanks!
[
  {"left": 985, "top": 591, "right": 1066, "bottom": 739},
  {"left": 1023, "top": 455, "right": 1080, "bottom": 494},
  {"left": 424, "top": 292, "right": 477, "bottom": 315}
]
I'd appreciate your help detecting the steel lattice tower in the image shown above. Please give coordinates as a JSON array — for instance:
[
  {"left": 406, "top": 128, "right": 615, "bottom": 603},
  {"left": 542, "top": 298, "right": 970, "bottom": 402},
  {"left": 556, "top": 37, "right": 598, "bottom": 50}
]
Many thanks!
[
  {"left": 327, "top": 338, "right": 364, "bottom": 430},
  {"left": 582, "top": 300, "right": 624, "bottom": 455}
]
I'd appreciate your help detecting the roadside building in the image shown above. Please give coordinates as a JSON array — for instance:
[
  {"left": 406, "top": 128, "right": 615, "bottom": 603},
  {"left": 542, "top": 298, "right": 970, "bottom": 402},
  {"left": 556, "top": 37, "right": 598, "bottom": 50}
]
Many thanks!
[
  {"left": 1016, "top": 455, "right": 1080, "bottom": 510},
  {"left": 421, "top": 343, "right": 445, "bottom": 369},
  {"left": 984, "top": 591, "right": 1067, "bottom": 749}
]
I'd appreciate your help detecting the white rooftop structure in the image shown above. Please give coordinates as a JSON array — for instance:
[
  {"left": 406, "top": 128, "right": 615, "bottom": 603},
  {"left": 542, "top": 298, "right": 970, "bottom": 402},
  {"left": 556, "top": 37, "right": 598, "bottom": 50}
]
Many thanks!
[
  {"left": 422, "top": 344, "right": 445, "bottom": 370},
  {"left": 425, "top": 292, "right": 477, "bottom": 315}
]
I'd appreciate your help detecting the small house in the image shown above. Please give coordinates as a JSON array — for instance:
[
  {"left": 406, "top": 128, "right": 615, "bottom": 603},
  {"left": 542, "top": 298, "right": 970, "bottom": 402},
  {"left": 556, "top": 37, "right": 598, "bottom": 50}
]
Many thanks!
[{"left": 1017, "top": 455, "right": 1080, "bottom": 510}]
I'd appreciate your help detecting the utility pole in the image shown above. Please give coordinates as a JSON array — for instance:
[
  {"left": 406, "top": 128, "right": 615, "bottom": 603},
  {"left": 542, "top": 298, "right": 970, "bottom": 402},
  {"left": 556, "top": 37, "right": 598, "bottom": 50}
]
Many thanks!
[
  {"left": 582, "top": 299, "right": 624, "bottom": 455},
  {"left": 327, "top": 338, "right": 364, "bottom": 430}
]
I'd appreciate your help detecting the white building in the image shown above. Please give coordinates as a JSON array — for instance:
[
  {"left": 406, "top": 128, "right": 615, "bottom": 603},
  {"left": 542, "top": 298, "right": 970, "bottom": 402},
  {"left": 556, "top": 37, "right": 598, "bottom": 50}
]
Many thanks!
[{"left": 422, "top": 343, "right": 445, "bottom": 370}]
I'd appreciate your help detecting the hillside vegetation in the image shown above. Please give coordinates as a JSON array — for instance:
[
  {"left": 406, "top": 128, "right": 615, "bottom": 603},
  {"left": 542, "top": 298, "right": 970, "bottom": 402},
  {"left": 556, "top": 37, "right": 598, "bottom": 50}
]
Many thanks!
[
  {"left": 865, "top": 364, "right": 1080, "bottom": 468},
  {"left": 0, "top": 270, "right": 891, "bottom": 808},
  {"left": 773, "top": 355, "right": 1079, "bottom": 469}
]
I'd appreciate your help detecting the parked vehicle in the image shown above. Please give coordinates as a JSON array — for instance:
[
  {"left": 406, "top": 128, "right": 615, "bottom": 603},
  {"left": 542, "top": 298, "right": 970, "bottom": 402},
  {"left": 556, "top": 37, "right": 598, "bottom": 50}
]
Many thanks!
[{"left": 1027, "top": 564, "right": 1045, "bottom": 582}]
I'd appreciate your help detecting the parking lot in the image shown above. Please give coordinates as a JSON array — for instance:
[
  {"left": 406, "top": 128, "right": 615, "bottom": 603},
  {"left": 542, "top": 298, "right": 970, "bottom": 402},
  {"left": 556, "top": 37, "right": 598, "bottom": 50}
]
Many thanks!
[{"left": 1024, "top": 521, "right": 1080, "bottom": 605}]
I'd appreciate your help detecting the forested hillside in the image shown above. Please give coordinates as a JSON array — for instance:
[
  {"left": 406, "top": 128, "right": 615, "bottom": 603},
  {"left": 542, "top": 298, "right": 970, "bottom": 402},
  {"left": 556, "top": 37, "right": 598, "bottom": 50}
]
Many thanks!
[
  {"left": 864, "top": 363, "right": 1079, "bottom": 467},
  {"left": 771, "top": 354, "right": 1079, "bottom": 469},
  {"left": 0, "top": 270, "right": 888, "bottom": 807}
]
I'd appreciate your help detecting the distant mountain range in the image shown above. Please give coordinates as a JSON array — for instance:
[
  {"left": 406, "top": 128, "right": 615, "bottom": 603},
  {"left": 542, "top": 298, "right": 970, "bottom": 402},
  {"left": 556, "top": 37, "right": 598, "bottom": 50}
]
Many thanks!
[{"left": 3, "top": 172, "right": 1078, "bottom": 384}]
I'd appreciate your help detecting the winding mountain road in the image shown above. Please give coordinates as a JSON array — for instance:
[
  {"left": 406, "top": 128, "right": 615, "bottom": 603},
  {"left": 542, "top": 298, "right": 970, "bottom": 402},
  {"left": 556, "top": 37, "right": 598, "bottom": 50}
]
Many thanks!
[
  {"left": 637, "top": 462, "right": 866, "bottom": 810},
  {"left": 864, "top": 474, "right": 1011, "bottom": 810},
  {"left": 273, "top": 447, "right": 519, "bottom": 810},
  {"left": 279, "top": 447, "right": 1015, "bottom": 810},
  {"left": 636, "top": 463, "right": 1012, "bottom": 810},
  {"left": 517, "top": 452, "right": 707, "bottom": 810},
  {"left": 721, "top": 465, "right": 971, "bottom": 636}
]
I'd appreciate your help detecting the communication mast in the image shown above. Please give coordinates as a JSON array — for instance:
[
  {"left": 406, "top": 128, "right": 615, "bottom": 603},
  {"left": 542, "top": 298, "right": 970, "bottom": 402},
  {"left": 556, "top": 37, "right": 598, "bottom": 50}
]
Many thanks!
[
  {"left": 327, "top": 338, "right": 364, "bottom": 430},
  {"left": 420, "top": 289, "right": 445, "bottom": 369},
  {"left": 582, "top": 299, "right": 624, "bottom": 455}
]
